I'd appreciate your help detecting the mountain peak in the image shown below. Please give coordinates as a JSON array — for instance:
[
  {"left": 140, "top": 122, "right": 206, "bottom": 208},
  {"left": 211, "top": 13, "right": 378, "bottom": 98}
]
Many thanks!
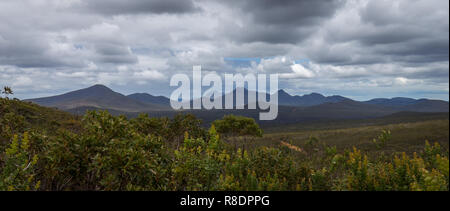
[
  {"left": 277, "top": 89, "right": 291, "bottom": 96},
  {"left": 87, "top": 84, "right": 111, "bottom": 91},
  {"left": 128, "top": 93, "right": 152, "bottom": 97},
  {"left": 303, "top": 92, "right": 325, "bottom": 98}
]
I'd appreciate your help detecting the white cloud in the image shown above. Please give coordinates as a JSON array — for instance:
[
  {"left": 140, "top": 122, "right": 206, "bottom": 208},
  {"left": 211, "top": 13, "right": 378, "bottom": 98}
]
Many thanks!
[
  {"left": 280, "top": 64, "right": 315, "bottom": 79},
  {"left": 395, "top": 77, "right": 409, "bottom": 85},
  {"left": 133, "top": 70, "right": 166, "bottom": 81},
  {"left": 12, "top": 76, "right": 33, "bottom": 87}
]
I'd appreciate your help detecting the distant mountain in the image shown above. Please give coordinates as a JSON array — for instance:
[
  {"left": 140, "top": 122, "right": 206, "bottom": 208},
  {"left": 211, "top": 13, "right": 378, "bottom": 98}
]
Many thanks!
[
  {"left": 127, "top": 93, "right": 170, "bottom": 106},
  {"left": 277, "top": 89, "right": 351, "bottom": 106},
  {"left": 25, "top": 84, "right": 449, "bottom": 125},
  {"left": 364, "top": 97, "right": 419, "bottom": 106},
  {"left": 363, "top": 97, "right": 449, "bottom": 112},
  {"left": 296, "top": 100, "right": 397, "bottom": 119},
  {"left": 26, "top": 84, "right": 169, "bottom": 112},
  {"left": 140, "top": 100, "right": 432, "bottom": 126},
  {"left": 190, "top": 88, "right": 351, "bottom": 108},
  {"left": 190, "top": 87, "right": 259, "bottom": 109},
  {"left": 399, "top": 99, "right": 449, "bottom": 112}
]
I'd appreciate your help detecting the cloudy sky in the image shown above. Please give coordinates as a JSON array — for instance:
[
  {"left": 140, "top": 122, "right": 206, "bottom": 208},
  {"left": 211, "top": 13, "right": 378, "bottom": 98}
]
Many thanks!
[{"left": 0, "top": 0, "right": 448, "bottom": 100}]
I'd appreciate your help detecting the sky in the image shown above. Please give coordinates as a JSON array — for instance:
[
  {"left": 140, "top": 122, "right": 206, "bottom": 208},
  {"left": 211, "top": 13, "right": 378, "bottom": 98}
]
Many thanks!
[{"left": 0, "top": 0, "right": 448, "bottom": 101}]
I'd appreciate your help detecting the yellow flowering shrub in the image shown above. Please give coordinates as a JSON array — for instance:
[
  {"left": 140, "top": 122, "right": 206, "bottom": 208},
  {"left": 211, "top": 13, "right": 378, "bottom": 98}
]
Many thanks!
[{"left": 0, "top": 132, "right": 40, "bottom": 190}]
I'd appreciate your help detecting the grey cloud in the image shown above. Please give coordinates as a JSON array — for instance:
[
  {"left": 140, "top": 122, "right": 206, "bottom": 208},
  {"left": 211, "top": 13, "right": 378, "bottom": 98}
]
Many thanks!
[
  {"left": 357, "top": 27, "right": 423, "bottom": 45},
  {"left": 225, "top": 0, "right": 341, "bottom": 25},
  {"left": 217, "top": 0, "right": 342, "bottom": 44},
  {"left": 382, "top": 38, "right": 449, "bottom": 59},
  {"left": 80, "top": 0, "right": 200, "bottom": 15},
  {"left": 0, "top": 31, "right": 86, "bottom": 68},
  {"left": 0, "top": 0, "right": 448, "bottom": 101},
  {"left": 306, "top": 0, "right": 448, "bottom": 68},
  {"left": 225, "top": 24, "right": 314, "bottom": 44},
  {"left": 97, "top": 54, "right": 137, "bottom": 64},
  {"left": 93, "top": 43, "right": 137, "bottom": 64},
  {"left": 403, "top": 63, "right": 449, "bottom": 80}
]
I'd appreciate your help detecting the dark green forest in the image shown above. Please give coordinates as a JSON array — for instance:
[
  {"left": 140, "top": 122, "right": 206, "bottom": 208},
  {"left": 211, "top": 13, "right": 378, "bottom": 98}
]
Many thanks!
[{"left": 0, "top": 96, "right": 448, "bottom": 191}]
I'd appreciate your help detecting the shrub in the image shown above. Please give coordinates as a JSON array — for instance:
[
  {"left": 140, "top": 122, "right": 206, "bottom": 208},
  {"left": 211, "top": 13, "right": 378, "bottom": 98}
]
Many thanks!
[
  {"left": 372, "top": 130, "right": 391, "bottom": 149},
  {"left": 212, "top": 115, "right": 263, "bottom": 138},
  {"left": 0, "top": 132, "right": 40, "bottom": 190}
]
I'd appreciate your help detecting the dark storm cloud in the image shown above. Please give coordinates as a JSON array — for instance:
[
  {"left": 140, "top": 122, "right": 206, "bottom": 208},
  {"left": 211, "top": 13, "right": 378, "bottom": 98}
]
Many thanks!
[
  {"left": 307, "top": 0, "right": 449, "bottom": 68},
  {"left": 97, "top": 54, "right": 137, "bottom": 64},
  {"left": 408, "top": 67, "right": 449, "bottom": 79},
  {"left": 0, "top": 37, "right": 48, "bottom": 67},
  {"left": 382, "top": 38, "right": 449, "bottom": 59},
  {"left": 226, "top": 0, "right": 341, "bottom": 25},
  {"left": 81, "top": 0, "right": 199, "bottom": 15},
  {"left": 93, "top": 43, "right": 138, "bottom": 64},
  {"left": 0, "top": 31, "right": 83, "bottom": 68},
  {"left": 223, "top": 24, "right": 314, "bottom": 44},
  {"left": 219, "top": 0, "right": 342, "bottom": 44},
  {"left": 357, "top": 28, "right": 422, "bottom": 45}
]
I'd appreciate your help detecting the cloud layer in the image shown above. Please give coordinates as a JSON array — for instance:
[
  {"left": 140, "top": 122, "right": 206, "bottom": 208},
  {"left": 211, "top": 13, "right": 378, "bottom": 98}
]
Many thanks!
[{"left": 0, "top": 0, "right": 448, "bottom": 100}]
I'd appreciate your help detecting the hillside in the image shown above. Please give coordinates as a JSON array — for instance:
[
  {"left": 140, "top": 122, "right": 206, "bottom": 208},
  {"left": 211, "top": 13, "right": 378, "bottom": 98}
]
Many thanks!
[
  {"left": 127, "top": 93, "right": 170, "bottom": 106},
  {"left": 0, "top": 97, "right": 80, "bottom": 143},
  {"left": 399, "top": 99, "right": 450, "bottom": 112},
  {"left": 364, "top": 98, "right": 449, "bottom": 112},
  {"left": 364, "top": 97, "right": 419, "bottom": 106}
]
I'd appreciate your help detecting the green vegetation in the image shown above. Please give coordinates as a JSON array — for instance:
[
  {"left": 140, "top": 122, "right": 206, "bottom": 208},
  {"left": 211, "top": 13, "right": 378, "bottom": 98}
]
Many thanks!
[
  {"left": 0, "top": 98, "right": 449, "bottom": 191},
  {"left": 0, "top": 97, "right": 80, "bottom": 149},
  {"left": 372, "top": 130, "right": 391, "bottom": 149},
  {"left": 212, "top": 114, "right": 263, "bottom": 138}
]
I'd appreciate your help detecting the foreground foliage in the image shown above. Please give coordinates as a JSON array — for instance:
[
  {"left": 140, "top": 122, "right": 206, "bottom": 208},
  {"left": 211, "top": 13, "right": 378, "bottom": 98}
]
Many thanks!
[{"left": 0, "top": 99, "right": 449, "bottom": 191}]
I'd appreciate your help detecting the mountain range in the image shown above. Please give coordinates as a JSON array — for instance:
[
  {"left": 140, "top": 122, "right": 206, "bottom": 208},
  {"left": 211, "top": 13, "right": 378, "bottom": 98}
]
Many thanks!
[
  {"left": 25, "top": 84, "right": 449, "bottom": 124},
  {"left": 277, "top": 89, "right": 351, "bottom": 106}
]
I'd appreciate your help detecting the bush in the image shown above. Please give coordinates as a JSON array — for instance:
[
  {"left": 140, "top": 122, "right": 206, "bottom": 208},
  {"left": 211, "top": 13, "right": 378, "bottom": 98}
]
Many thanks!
[
  {"left": 212, "top": 115, "right": 263, "bottom": 138},
  {"left": 372, "top": 130, "right": 391, "bottom": 149},
  {"left": 131, "top": 113, "right": 206, "bottom": 145},
  {"left": 31, "top": 111, "right": 172, "bottom": 190}
]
